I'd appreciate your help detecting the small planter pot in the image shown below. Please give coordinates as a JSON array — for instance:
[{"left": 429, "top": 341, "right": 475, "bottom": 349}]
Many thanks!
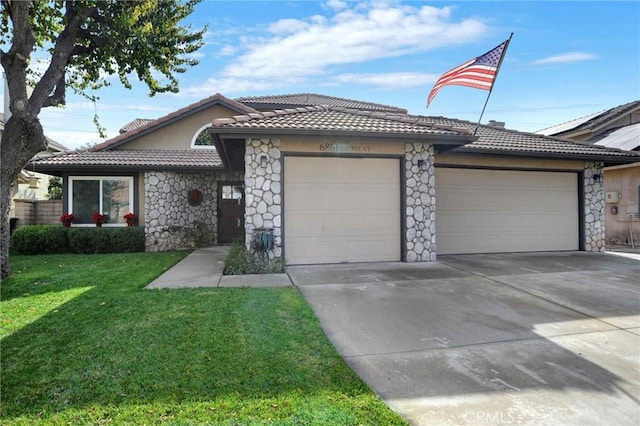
[{"left": 96, "top": 222, "right": 103, "bottom": 228}]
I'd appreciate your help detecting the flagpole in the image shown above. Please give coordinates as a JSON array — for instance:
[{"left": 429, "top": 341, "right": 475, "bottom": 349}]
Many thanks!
[{"left": 474, "top": 32, "right": 514, "bottom": 135}]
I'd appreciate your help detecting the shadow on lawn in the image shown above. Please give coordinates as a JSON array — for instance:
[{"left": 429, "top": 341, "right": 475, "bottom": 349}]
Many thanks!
[{"left": 1, "top": 283, "right": 375, "bottom": 422}]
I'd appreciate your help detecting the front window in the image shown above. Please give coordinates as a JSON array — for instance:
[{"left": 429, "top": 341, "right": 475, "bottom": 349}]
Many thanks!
[{"left": 69, "top": 177, "right": 133, "bottom": 225}]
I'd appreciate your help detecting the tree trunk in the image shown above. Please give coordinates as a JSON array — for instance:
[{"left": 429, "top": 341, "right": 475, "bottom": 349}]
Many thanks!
[{"left": 1, "top": 115, "right": 47, "bottom": 280}]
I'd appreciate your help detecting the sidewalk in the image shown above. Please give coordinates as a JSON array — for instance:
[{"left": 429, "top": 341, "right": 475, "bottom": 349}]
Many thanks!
[{"left": 145, "top": 246, "right": 292, "bottom": 289}]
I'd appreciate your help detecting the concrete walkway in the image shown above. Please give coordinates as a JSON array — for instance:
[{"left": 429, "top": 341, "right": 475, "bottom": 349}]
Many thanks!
[{"left": 145, "top": 246, "right": 292, "bottom": 289}]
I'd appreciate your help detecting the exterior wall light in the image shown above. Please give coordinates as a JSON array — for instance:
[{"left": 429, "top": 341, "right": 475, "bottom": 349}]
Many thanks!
[
  {"left": 259, "top": 154, "right": 268, "bottom": 168},
  {"left": 593, "top": 173, "right": 602, "bottom": 183},
  {"left": 417, "top": 159, "right": 427, "bottom": 171}
]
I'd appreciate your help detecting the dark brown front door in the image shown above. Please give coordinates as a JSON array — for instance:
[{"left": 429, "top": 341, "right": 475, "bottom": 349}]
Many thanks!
[{"left": 218, "top": 182, "right": 245, "bottom": 243}]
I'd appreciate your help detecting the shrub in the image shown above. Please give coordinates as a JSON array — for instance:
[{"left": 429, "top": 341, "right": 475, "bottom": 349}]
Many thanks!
[
  {"left": 10, "top": 225, "right": 145, "bottom": 255},
  {"left": 68, "top": 227, "right": 145, "bottom": 254},
  {"left": 223, "top": 241, "right": 285, "bottom": 275},
  {"left": 11, "top": 225, "right": 69, "bottom": 254}
]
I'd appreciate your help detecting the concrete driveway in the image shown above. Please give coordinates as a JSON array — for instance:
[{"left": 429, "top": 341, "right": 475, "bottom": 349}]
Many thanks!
[{"left": 288, "top": 252, "right": 640, "bottom": 425}]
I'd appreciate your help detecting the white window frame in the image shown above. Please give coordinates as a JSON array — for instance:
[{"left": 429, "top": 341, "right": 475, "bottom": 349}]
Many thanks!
[
  {"left": 190, "top": 124, "right": 217, "bottom": 149},
  {"left": 68, "top": 176, "right": 134, "bottom": 227}
]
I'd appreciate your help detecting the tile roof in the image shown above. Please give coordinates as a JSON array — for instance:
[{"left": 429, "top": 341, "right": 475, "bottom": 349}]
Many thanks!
[
  {"left": 93, "top": 93, "right": 258, "bottom": 151},
  {"left": 236, "top": 93, "right": 408, "bottom": 114},
  {"left": 119, "top": 118, "right": 155, "bottom": 133},
  {"left": 31, "top": 149, "right": 223, "bottom": 170},
  {"left": 212, "top": 106, "right": 471, "bottom": 138},
  {"left": 536, "top": 100, "right": 640, "bottom": 136},
  {"left": 418, "top": 116, "right": 640, "bottom": 162}
]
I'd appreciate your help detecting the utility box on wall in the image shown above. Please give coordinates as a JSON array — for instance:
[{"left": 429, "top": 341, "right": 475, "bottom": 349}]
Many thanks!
[{"left": 605, "top": 191, "right": 620, "bottom": 203}]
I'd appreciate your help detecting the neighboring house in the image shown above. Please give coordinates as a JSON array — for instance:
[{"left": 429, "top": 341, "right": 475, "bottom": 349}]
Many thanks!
[
  {"left": 537, "top": 101, "right": 640, "bottom": 246},
  {"left": 1, "top": 113, "right": 68, "bottom": 228},
  {"left": 31, "top": 93, "right": 640, "bottom": 264}
]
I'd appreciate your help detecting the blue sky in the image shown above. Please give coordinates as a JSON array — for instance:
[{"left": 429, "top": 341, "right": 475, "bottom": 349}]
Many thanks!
[{"left": 5, "top": 0, "right": 639, "bottom": 150}]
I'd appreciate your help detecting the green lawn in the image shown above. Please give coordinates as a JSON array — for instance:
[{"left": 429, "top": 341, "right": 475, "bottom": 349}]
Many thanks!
[{"left": 1, "top": 252, "right": 407, "bottom": 425}]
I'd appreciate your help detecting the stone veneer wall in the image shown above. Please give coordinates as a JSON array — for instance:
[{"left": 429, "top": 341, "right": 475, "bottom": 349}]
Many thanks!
[
  {"left": 145, "top": 170, "right": 243, "bottom": 251},
  {"left": 583, "top": 161, "right": 605, "bottom": 252},
  {"left": 244, "top": 138, "right": 282, "bottom": 260},
  {"left": 405, "top": 142, "right": 436, "bottom": 262}
]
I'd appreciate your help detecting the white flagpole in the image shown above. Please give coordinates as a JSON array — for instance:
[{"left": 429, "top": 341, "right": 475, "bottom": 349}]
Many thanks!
[{"left": 474, "top": 33, "right": 514, "bottom": 135}]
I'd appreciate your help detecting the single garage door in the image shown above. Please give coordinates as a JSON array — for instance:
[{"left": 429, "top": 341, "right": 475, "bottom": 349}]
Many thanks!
[
  {"left": 436, "top": 168, "right": 579, "bottom": 254},
  {"left": 284, "top": 157, "right": 401, "bottom": 264}
]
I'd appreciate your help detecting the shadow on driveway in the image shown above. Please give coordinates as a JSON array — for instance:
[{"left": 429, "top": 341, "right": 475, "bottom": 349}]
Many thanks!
[{"left": 289, "top": 252, "right": 640, "bottom": 425}]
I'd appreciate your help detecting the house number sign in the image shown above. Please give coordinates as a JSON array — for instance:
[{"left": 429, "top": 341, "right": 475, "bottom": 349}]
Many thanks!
[{"left": 319, "top": 143, "right": 371, "bottom": 153}]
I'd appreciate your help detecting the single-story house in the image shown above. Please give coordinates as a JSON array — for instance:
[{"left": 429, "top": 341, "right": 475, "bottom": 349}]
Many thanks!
[
  {"left": 537, "top": 100, "right": 640, "bottom": 246},
  {"left": 31, "top": 93, "right": 640, "bottom": 264}
]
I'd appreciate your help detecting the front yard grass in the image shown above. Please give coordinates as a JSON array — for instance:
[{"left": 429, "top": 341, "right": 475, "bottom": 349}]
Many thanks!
[{"left": 1, "top": 252, "right": 407, "bottom": 425}]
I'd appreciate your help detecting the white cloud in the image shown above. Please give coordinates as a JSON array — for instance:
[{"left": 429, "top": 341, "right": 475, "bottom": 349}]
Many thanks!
[
  {"left": 268, "top": 18, "right": 310, "bottom": 35},
  {"left": 324, "top": 0, "right": 348, "bottom": 12},
  {"left": 216, "top": 45, "right": 237, "bottom": 57},
  {"left": 532, "top": 52, "right": 597, "bottom": 65},
  {"left": 41, "top": 130, "right": 111, "bottom": 151},
  {"left": 181, "top": 1, "right": 488, "bottom": 96},
  {"left": 333, "top": 72, "right": 439, "bottom": 88},
  {"left": 44, "top": 102, "right": 171, "bottom": 114}
]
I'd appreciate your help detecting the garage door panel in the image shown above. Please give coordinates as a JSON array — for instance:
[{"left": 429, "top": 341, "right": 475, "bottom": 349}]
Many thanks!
[
  {"left": 287, "top": 211, "right": 399, "bottom": 236},
  {"left": 286, "top": 182, "right": 398, "bottom": 210},
  {"left": 285, "top": 157, "right": 400, "bottom": 265},
  {"left": 436, "top": 168, "right": 578, "bottom": 255}
]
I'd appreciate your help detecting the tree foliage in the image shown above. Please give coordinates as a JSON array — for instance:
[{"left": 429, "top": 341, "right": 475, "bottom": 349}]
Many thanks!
[{"left": 0, "top": 0, "right": 205, "bottom": 279}]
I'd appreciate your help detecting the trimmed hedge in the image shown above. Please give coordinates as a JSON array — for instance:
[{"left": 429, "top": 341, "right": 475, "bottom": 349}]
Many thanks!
[
  {"left": 9, "top": 225, "right": 69, "bottom": 255},
  {"left": 11, "top": 225, "right": 145, "bottom": 255}
]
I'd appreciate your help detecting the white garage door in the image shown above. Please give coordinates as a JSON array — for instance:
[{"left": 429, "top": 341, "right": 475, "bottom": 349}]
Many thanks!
[
  {"left": 284, "top": 157, "right": 401, "bottom": 264},
  {"left": 436, "top": 168, "right": 579, "bottom": 254}
]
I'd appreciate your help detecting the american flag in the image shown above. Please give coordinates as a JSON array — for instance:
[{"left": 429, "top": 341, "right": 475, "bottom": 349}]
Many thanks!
[{"left": 427, "top": 39, "right": 509, "bottom": 107}]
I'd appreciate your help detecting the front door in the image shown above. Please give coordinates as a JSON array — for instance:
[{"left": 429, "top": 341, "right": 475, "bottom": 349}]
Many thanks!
[{"left": 218, "top": 182, "right": 245, "bottom": 243}]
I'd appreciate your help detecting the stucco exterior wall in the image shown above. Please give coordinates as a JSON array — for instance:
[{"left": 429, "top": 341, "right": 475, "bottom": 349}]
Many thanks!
[
  {"left": 435, "top": 153, "right": 585, "bottom": 170},
  {"left": 144, "top": 170, "right": 243, "bottom": 251},
  {"left": 603, "top": 163, "right": 640, "bottom": 245},
  {"left": 122, "top": 105, "right": 239, "bottom": 150}
]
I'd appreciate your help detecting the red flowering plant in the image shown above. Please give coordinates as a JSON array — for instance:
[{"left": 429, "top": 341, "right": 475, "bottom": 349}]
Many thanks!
[
  {"left": 91, "top": 212, "right": 107, "bottom": 226},
  {"left": 124, "top": 212, "right": 137, "bottom": 226},
  {"left": 59, "top": 213, "right": 75, "bottom": 227}
]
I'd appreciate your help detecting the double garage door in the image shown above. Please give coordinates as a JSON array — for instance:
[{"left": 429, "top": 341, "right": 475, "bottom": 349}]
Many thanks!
[
  {"left": 436, "top": 168, "right": 579, "bottom": 255},
  {"left": 283, "top": 158, "right": 579, "bottom": 264}
]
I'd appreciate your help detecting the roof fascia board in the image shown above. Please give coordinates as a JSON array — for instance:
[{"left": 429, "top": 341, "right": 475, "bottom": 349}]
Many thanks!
[
  {"left": 590, "top": 104, "right": 640, "bottom": 135},
  {"left": 214, "top": 129, "right": 475, "bottom": 145},
  {"left": 453, "top": 147, "right": 640, "bottom": 165},
  {"left": 27, "top": 164, "right": 226, "bottom": 173}
]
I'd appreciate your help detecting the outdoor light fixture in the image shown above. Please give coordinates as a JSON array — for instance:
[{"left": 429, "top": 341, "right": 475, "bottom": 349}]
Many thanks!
[
  {"left": 593, "top": 173, "right": 602, "bottom": 183},
  {"left": 260, "top": 155, "right": 268, "bottom": 168},
  {"left": 417, "top": 159, "right": 427, "bottom": 171}
]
